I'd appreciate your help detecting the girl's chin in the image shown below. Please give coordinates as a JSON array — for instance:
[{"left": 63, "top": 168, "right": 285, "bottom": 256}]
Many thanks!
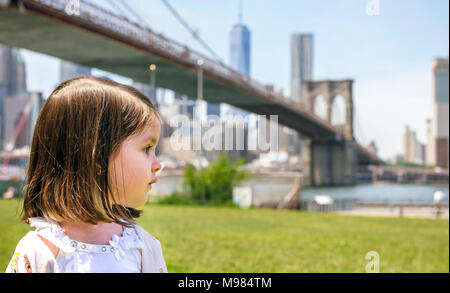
[
  {"left": 125, "top": 195, "right": 149, "bottom": 208},
  {"left": 140, "top": 191, "right": 150, "bottom": 205}
]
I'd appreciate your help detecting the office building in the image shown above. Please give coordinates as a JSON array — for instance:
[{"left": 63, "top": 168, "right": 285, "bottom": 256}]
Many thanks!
[
  {"left": 222, "top": 0, "right": 251, "bottom": 122},
  {"left": 0, "top": 45, "right": 28, "bottom": 150},
  {"left": 426, "top": 56, "right": 449, "bottom": 169},
  {"left": 290, "top": 34, "right": 313, "bottom": 103},
  {"left": 60, "top": 60, "right": 91, "bottom": 81},
  {"left": 3, "top": 92, "right": 43, "bottom": 150},
  {"left": 404, "top": 125, "right": 425, "bottom": 165}
]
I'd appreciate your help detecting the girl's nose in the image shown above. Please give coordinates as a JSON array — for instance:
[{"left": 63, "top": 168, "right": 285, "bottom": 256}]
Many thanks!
[{"left": 152, "top": 158, "right": 162, "bottom": 174}]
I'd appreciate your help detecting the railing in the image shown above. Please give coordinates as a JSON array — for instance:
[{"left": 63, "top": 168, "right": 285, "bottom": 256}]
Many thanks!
[
  {"left": 368, "top": 165, "right": 449, "bottom": 175},
  {"left": 299, "top": 199, "right": 357, "bottom": 212},
  {"left": 26, "top": 0, "right": 274, "bottom": 99},
  {"left": 353, "top": 202, "right": 449, "bottom": 218}
]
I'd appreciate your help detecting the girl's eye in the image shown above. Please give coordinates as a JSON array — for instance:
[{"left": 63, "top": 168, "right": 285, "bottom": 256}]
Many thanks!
[{"left": 144, "top": 145, "right": 153, "bottom": 154}]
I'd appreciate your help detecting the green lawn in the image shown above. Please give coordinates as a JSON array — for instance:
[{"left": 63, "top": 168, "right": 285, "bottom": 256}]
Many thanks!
[{"left": 1, "top": 199, "right": 448, "bottom": 273}]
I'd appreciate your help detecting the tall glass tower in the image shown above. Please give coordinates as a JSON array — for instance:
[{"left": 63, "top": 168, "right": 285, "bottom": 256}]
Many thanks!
[
  {"left": 229, "top": 3, "right": 250, "bottom": 77},
  {"left": 230, "top": 24, "right": 250, "bottom": 76},
  {"left": 224, "top": 0, "right": 251, "bottom": 121}
]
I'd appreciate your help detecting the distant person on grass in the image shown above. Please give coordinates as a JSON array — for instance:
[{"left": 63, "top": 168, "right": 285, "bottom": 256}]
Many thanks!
[
  {"left": 5, "top": 76, "right": 167, "bottom": 273},
  {"left": 433, "top": 190, "right": 445, "bottom": 218}
]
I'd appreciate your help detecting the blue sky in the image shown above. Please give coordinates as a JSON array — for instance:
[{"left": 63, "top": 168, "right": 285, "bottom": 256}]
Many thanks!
[{"left": 21, "top": 0, "right": 449, "bottom": 160}]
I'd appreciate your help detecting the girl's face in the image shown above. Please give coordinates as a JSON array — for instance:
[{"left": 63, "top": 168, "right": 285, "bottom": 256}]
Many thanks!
[{"left": 108, "top": 119, "right": 162, "bottom": 208}]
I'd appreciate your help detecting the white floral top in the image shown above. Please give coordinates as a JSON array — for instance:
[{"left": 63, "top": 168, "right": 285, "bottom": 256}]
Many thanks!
[{"left": 5, "top": 217, "right": 168, "bottom": 273}]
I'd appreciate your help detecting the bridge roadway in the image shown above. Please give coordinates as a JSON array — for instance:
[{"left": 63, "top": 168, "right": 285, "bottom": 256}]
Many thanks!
[
  {"left": 0, "top": 0, "right": 383, "bottom": 185},
  {"left": 0, "top": 0, "right": 341, "bottom": 136}
]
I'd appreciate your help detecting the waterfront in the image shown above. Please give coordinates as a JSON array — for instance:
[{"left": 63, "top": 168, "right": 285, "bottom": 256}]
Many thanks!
[
  {"left": 302, "top": 183, "right": 449, "bottom": 219},
  {"left": 3, "top": 176, "right": 448, "bottom": 206},
  {"left": 302, "top": 183, "right": 449, "bottom": 205},
  {"left": 3, "top": 173, "right": 448, "bottom": 219},
  {"left": 148, "top": 172, "right": 449, "bottom": 207}
]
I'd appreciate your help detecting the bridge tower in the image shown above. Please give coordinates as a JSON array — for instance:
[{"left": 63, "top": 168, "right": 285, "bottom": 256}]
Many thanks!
[{"left": 301, "top": 79, "right": 357, "bottom": 186}]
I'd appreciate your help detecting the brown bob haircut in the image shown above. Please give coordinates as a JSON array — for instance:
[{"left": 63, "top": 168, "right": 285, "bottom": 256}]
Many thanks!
[{"left": 21, "top": 76, "right": 161, "bottom": 228}]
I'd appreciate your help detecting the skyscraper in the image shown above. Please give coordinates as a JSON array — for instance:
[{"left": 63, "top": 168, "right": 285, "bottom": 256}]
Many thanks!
[
  {"left": 3, "top": 92, "right": 43, "bottom": 150},
  {"left": 133, "top": 81, "right": 157, "bottom": 106},
  {"left": 0, "top": 45, "right": 27, "bottom": 95},
  {"left": 173, "top": 92, "right": 195, "bottom": 119},
  {"left": 207, "top": 102, "right": 221, "bottom": 117},
  {"left": 0, "top": 44, "right": 28, "bottom": 150},
  {"left": 290, "top": 34, "right": 313, "bottom": 103},
  {"left": 229, "top": 10, "right": 250, "bottom": 76},
  {"left": 60, "top": 60, "right": 91, "bottom": 81},
  {"left": 14, "top": 50, "right": 27, "bottom": 94},
  {"left": 426, "top": 56, "right": 449, "bottom": 169},
  {"left": 404, "top": 125, "right": 424, "bottom": 165},
  {"left": 223, "top": 0, "right": 251, "bottom": 121}
]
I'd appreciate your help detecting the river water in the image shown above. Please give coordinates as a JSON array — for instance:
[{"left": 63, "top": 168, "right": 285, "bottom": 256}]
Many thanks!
[{"left": 301, "top": 183, "right": 449, "bottom": 204}]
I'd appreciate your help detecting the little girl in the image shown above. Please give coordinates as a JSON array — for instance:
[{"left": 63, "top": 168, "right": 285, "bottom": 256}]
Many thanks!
[{"left": 5, "top": 76, "right": 167, "bottom": 273}]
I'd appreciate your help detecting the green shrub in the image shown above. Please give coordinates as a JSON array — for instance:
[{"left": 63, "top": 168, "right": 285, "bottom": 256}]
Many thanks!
[
  {"left": 158, "top": 153, "right": 251, "bottom": 206},
  {"left": 153, "top": 191, "right": 197, "bottom": 206},
  {"left": 155, "top": 191, "right": 237, "bottom": 207}
]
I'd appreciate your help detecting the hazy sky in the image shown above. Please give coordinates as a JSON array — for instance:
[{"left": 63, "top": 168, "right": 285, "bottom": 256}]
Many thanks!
[{"left": 21, "top": 0, "right": 449, "bottom": 160}]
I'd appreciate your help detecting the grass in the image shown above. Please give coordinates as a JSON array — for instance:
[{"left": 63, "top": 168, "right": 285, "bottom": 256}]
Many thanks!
[{"left": 0, "top": 199, "right": 448, "bottom": 273}]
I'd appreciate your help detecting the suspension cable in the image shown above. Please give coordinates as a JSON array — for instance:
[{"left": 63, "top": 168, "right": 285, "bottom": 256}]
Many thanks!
[
  {"left": 117, "top": 0, "right": 152, "bottom": 29},
  {"left": 105, "top": 0, "right": 129, "bottom": 19},
  {"left": 160, "top": 0, "right": 224, "bottom": 64}
]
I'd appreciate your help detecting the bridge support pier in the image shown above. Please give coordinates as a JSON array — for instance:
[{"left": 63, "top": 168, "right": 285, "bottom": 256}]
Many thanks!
[{"left": 301, "top": 138, "right": 357, "bottom": 186}]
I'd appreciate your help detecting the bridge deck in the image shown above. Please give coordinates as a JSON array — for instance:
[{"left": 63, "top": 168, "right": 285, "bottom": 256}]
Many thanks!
[{"left": 0, "top": 0, "right": 382, "bottom": 164}]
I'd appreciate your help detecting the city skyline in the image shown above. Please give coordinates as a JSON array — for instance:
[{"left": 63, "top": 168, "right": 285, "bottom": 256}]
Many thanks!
[{"left": 18, "top": 0, "right": 449, "bottom": 161}]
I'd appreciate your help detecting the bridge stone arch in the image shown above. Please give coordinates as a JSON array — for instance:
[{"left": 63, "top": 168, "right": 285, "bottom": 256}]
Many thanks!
[
  {"left": 330, "top": 94, "right": 346, "bottom": 126},
  {"left": 302, "top": 80, "right": 354, "bottom": 140},
  {"left": 312, "top": 94, "right": 327, "bottom": 120}
]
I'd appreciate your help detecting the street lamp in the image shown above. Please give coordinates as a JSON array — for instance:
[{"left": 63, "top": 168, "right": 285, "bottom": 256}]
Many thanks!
[
  {"left": 149, "top": 64, "right": 157, "bottom": 101},
  {"left": 149, "top": 64, "right": 156, "bottom": 88},
  {"left": 195, "top": 58, "right": 204, "bottom": 154},
  {"left": 196, "top": 59, "right": 206, "bottom": 204},
  {"left": 197, "top": 59, "right": 203, "bottom": 101}
]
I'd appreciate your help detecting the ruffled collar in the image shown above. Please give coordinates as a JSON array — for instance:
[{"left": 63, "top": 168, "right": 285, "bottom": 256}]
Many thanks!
[
  {"left": 28, "top": 217, "right": 144, "bottom": 261},
  {"left": 29, "top": 216, "right": 63, "bottom": 233}
]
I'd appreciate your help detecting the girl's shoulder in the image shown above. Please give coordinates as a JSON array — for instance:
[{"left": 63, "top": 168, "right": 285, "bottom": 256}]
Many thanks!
[
  {"left": 133, "top": 223, "right": 168, "bottom": 273},
  {"left": 133, "top": 223, "right": 163, "bottom": 251},
  {"left": 133, "top": 224, "right": 159, "bottom": 242},
  {"left": 5, "top": 230, "right": 58, "bottom": 273}
]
